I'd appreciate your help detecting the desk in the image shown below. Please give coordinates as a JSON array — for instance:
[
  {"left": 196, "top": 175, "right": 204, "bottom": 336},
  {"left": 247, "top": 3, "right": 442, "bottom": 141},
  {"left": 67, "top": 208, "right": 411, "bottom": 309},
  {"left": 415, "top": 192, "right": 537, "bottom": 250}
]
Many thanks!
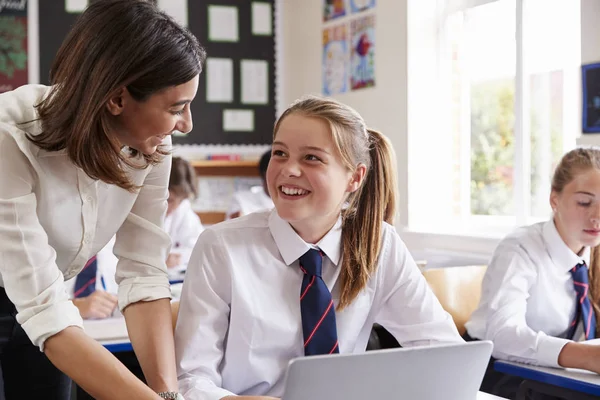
[
  {"left": 83, "top": 316, "right": 132, "bottom": 353},
  {"left": 477, "top": 393, "right": 507, "bottom": 399},
  {"left": 495, "top": 360, "right": 600, "bottom": 400}
]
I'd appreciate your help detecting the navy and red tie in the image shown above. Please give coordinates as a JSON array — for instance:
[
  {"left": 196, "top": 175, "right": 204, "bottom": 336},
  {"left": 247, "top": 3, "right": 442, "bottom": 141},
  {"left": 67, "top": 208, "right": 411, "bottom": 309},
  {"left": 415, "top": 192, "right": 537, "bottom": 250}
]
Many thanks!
[
  {"left": 74, "top": 256, "right": 98, "bottom": 298},
  {"left": 568, "top": 262, "right": 596, "bottom": 340},
  {"left": 299, "top": 248, "right": 339, "bottom": 356}
]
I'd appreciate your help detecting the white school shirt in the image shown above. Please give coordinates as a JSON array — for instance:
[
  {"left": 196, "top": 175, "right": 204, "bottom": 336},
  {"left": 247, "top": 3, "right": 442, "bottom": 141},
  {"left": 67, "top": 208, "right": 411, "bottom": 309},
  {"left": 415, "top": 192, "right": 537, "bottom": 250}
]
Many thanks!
[
  {"left": 465, "top": 219, "right": 590, "bottom": 367},
  {"left": 164, "top": 198, "right": 204, "bottom": 273},
  {"left": 225, "top": 185, "right": 274, "bottom": 219},
  {"left": 64, "top": 236, "right": 119, "bottom": 297},
  {"left": 175, "top": 210, "right": 462, "bottom": 400},
  {"left": 0, "top": 84, "right": 172, "bottom": 349}
]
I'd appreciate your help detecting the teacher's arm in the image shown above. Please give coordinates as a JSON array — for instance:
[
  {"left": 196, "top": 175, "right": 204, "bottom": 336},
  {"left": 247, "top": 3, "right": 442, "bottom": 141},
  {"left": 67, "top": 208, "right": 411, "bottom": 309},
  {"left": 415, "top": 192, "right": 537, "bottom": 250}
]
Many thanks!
[
  {"left": 114, "top": 139, "right": 178, "bottom": 393},
  {"left": 0, "top": 132, "right": 160, "bottom": 399}
]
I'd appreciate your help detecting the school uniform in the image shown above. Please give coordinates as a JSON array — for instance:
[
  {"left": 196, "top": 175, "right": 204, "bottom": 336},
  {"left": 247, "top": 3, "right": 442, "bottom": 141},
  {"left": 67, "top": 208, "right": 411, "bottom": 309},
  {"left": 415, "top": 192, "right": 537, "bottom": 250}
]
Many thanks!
[
  {"left": 64, "top": 236, "right": 119, "bottom": 299},
  {"left": 164, "top": 198, "right": 204, "bottom": 274},
  {"left": 0, "top": 84, "right": 172, "bottom": 398},
  {"left": 175, "top": 209, "right": 462, "bottom": 400},
  {"left": 225, "top": 185, "right": 274, "bottom": 219},
  {"left": 465, "top": 219, "right": 592, "bottom": 398}
]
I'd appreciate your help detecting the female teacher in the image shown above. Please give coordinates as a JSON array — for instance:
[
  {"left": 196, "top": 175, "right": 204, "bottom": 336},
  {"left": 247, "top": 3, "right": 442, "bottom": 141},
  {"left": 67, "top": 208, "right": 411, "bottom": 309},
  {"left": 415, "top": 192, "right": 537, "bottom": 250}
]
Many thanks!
[{"left": 0, "top": 1, "right": 205, "bottom": 399}]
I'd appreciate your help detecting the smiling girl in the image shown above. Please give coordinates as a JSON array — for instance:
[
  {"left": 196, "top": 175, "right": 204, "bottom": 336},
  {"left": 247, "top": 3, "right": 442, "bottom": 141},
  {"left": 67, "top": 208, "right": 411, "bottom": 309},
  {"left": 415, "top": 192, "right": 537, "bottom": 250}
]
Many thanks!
[
  {"left": 465, "top": 147, "right": 600, "bottom": 398},
  {"left": 174, "top": 96, "right": 462, "bottom": 400}
]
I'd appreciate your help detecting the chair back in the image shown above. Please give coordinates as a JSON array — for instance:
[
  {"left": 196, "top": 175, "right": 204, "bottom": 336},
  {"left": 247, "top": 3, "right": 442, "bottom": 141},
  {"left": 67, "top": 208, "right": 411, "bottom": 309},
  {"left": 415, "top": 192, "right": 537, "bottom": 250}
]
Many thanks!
[{"left": 422, "top": 265, "right": 487, "bottom": 335}]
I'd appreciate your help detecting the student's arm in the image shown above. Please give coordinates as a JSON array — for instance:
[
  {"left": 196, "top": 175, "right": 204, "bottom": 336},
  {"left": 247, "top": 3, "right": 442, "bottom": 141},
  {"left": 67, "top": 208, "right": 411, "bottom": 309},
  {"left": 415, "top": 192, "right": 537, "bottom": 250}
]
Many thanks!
[
  {"left": 557, "top": 342, "right": 600, "bottom": 373},
  {"left": 374, "top": 226, "right": 463, "bottom": 346},
  {"left": 72, "top": 291, "right": 118, "bottom": 319},
  {"left": 175, "top": 229, "right": 239, "bottom": 400},
  {"left": 478, "top": 244, "right": 570, "bottom": 367},
  {"left": 0, "top": 132, "right": 160, "bottom": 399},
  {"left": 113, "top": 139, "right": 178, "bottom": 393}
]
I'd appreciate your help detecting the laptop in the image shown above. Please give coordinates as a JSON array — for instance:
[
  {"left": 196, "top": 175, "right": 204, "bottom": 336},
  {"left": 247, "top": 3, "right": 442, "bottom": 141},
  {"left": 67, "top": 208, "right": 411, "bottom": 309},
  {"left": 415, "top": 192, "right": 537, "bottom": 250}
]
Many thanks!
[{"left": 281, "top": 340, "right": 493, "bottom": 400}]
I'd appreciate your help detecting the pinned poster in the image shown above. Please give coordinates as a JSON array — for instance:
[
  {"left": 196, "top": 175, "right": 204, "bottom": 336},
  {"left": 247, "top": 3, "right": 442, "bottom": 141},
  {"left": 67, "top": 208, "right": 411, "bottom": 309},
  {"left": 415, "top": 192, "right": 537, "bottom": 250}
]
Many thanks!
[
  {"left": 208, "top": 5, "right": 239, "bottom": 42},
  {"left": 0, "top": 0, "right": 28, "bottom": 94},
  {"left": 223, "top": 109, "right": 254, "bottom": 132},
  {"left": 241, "top": 59, "right": 269, "bottom": 105},
  {"left": 350, "top": 0, "right": 375, "bottom": 13},
  {"left": 252, "top": 2, "right": 272, "bottom": 36},
  {"left": 206, "top": 58, "right": 234, "bottom": 103},
  {"left": 65, "top": 0, "right": 88, "bottom": 13},
  {"left": 322, "top": 24, "right": 348, "bottom": 96},
  {"left": 157, "top": 0, "right": 188, "bottom": 27},
  {"left": 323, "top": 0, "right": 346, "bottom": 22},
  {"left": 350, "top": 15, "right": 375, "bottom": 90}
]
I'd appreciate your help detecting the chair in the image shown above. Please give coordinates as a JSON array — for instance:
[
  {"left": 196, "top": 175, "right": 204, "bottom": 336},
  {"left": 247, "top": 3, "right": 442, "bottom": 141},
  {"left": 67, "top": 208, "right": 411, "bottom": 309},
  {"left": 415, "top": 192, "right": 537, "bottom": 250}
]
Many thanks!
[{"left": 422, "top": 265, "right": 487, "bottom": 336}]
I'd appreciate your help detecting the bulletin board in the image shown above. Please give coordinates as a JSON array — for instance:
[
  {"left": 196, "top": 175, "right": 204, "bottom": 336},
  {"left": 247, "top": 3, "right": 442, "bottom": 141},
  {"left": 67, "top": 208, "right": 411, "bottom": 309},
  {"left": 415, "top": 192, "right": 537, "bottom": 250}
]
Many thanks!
[{"left": 38, "top": 0, "right": 275, "bottom": 146}]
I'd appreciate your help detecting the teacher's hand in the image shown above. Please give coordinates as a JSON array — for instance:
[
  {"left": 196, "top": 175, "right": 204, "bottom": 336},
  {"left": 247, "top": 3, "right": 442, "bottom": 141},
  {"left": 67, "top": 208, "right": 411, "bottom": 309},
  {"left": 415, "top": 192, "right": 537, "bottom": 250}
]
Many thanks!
[{"left": 73, "top": 291, "right": 118, "bottom": 319}]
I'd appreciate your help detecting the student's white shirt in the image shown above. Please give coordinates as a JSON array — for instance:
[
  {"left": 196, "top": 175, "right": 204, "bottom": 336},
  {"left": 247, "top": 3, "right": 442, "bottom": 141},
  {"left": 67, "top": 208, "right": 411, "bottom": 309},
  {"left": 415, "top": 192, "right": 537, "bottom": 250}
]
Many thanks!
[
  {"left": 175, "top": 210, "right": 462, "bottom": 400},
  {"left": 64, "top": 236, "right": 119, "bottom": 297},
  {"left": 0, "top": 84, "right": 172, "bottom": 349},
  {"left": 225, "top": 185, "right": 274, "bottom": 219},
  {"left": 164, "top": 198, "right": 204, "bottom": 273},
  {"left": 465, "top": 219, "right": 589, "bottom": 367}
]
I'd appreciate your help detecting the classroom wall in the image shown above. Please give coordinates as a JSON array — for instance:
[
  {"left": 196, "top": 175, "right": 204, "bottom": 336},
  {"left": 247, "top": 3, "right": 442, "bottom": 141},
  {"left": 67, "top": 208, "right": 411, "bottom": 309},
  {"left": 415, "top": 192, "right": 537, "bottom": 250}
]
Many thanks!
[
  {"left": 279, "top": 0, "right": 410, "bottom": 228},
  {"left": 280, "top": 0, "right": 600, "bottom": 263},
  {"left": 577, "top": 0, "right": 600, "bottom": 146}
]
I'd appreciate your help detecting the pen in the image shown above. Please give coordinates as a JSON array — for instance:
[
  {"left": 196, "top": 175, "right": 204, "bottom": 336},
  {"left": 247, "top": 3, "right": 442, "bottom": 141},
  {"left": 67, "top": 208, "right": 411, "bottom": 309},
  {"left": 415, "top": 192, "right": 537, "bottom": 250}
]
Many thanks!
[{"left": 100, "top": 276, "right": 107, "bottom": 291}]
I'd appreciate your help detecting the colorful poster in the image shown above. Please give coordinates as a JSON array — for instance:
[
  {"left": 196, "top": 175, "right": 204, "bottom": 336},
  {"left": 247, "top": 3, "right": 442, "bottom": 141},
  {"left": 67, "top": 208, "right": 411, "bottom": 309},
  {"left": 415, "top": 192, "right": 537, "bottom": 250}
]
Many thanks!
[
  {"left": 323, "top": 0, "right": 346, "bottom": 22},
  {"left": 322, "top": 24, "right": 348, "bottom": 96},
  {"left": 0, "top": 0, "right": 28, "bottom": 94},
  {"left": 350, "top": 15, "right": 375, "bottom": 90},
  {"left": 350, "top": 0, "right": 375, "bottom": 13}
]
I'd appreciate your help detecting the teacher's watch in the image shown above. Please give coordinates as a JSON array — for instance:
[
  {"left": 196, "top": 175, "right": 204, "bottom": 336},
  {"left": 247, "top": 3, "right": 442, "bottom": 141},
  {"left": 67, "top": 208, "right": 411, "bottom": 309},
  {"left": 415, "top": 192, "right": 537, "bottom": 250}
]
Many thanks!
[{"left": 158, "top": 392, "right": 184, "bottom": 400}]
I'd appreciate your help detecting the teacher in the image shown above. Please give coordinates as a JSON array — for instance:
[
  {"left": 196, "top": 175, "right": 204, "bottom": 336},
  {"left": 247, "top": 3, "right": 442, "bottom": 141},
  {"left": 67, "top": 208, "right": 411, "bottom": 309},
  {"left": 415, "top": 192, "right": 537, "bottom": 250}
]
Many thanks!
[{"left": 0, "top": 0, "right": 205, "bottom": 399}]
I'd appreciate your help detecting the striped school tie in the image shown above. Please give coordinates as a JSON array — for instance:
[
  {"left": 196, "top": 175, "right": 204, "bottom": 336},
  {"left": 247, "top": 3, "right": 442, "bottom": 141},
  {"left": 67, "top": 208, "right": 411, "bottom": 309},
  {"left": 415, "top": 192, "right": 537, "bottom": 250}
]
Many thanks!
[
  {"left": 299, "top": 248, "right": 339, "bottom": 356},
  {"left": 568, "top": 262, "right": 596, "bottom": 340},
  {"left": 74, "top": 256, "right": 98, "bottom": 298}
]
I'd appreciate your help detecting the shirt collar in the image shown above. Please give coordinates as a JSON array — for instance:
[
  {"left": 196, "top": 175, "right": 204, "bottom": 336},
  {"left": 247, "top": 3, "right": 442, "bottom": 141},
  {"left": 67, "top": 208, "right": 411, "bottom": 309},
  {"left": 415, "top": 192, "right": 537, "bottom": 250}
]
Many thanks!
[
  {"left": 268, "top": 210, "right": 342, "bottom": 267},
  {"left": 543, "top": 219, "right": 590, "bottom": 272}
]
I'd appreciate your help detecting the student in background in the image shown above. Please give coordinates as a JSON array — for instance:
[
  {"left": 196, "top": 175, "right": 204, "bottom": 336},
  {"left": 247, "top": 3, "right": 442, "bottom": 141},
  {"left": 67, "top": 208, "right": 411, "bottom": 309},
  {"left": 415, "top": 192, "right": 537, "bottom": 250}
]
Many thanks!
[
  {"left": 65, "top": 239, "right": 119, "bottom": 319},
  {"left": 166, "top": 157, "right": 204, "bottom": 275},
  {"left": 175, "top": 96, "right": 462, "bottom": 400},
  {"left": 64, "top": 235, "right": 153, "bottom": 320},
  {"left": 0, "top": 1, "right": 204, "bottom": 398},
  {"left": 465, "top": 147, "right": 600, "bottom": 399},
  {"left": 226, "top": 150, "right": 274, "bottom": 219}
]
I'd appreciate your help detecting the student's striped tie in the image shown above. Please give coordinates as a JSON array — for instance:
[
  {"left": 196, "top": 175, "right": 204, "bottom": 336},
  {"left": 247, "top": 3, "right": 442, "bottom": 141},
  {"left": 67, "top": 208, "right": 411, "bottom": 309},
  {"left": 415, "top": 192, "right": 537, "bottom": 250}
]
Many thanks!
[
  {"left": 74, "top": 256, "right": 98, "bottom": 298},
  {"left": 568, "top": 262, "right": 596, "bottom": 340},
  {"left": 299, "top": 248, "right": 339, "bottom": 356}
]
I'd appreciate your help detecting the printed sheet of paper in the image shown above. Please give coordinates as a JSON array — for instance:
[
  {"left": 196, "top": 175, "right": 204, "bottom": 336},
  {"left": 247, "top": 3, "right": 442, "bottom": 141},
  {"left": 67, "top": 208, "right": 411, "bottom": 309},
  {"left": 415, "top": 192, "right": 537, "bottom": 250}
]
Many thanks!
[
  {"left": 157, "top": 0, "right": 188, "bottom": 27},
  {"left": 241, "top": 59, "right": 269, "bottom": 105},
  {"left": 206, "top": 58, "right": 233, "bottom": 103},
  {"left": 65, "top": 0, "right": 88, "bottom": 13},
  {"left": 208, "top": 5, "right": 239, "bottom": 42},
  {"left": 252, "top": 2, "right": 272, "bottom": 36},
  {"left": 223, "top": 109, "right": 254, "bottom": 132}
]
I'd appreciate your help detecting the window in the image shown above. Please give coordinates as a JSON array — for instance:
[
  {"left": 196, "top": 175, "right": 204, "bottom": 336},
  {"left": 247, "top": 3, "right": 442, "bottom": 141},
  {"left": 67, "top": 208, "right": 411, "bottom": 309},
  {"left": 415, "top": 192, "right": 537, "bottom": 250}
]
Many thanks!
[{"left": 407, "top": 0, "right": 580, "bottom": 236}]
